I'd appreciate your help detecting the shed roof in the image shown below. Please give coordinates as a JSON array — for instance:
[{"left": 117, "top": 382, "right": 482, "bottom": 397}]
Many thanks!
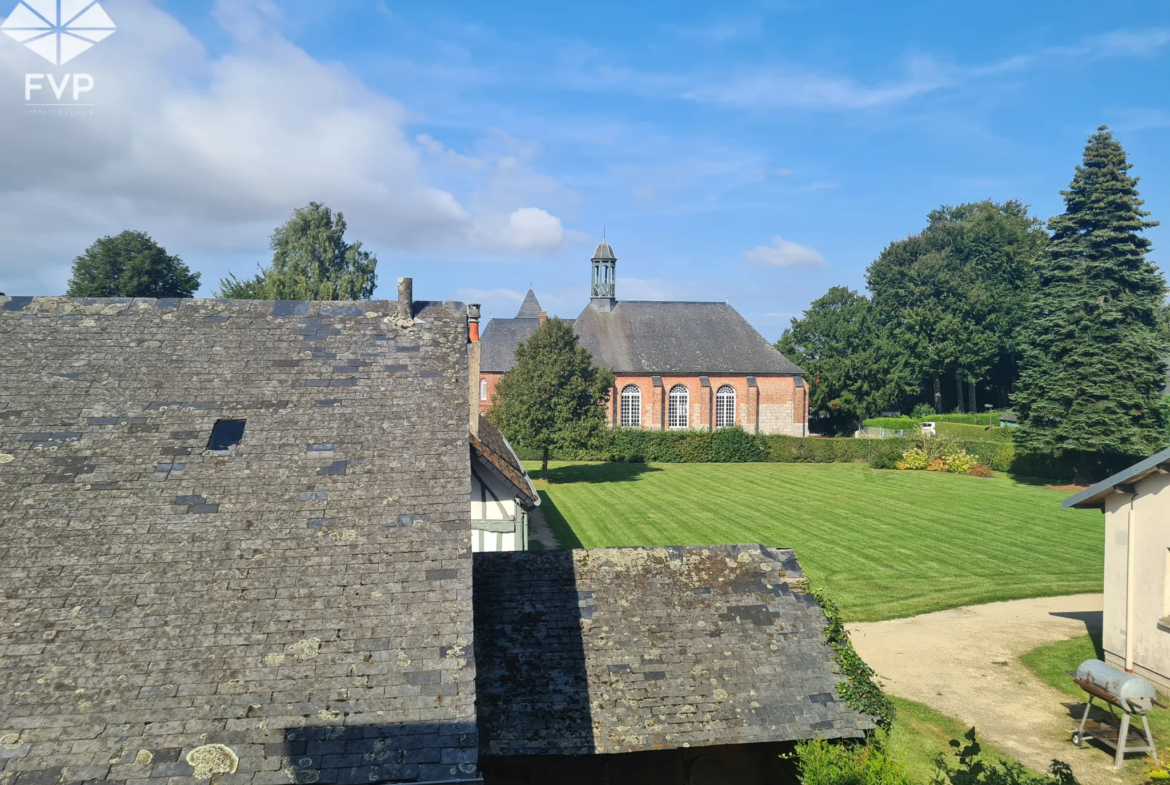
[
  {"left": 472, "top": 544, "right": 872, "bottom": 756},
  {"left": 573, "top": 300, "right": 803, "bottom": 374},
  {"left": 1063, "top": 446, "right": 1170, "bottom": 509},
  {"left": 0, "top": 295, "right": 478, "bottom": 784}
]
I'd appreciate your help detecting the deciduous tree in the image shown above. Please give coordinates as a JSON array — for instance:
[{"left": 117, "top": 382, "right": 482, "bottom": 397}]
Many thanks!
[
  {"left": 217, "top": 202, "right": 377, "bottom": 300},
  {"left": 488, "top": 318, "right": 615, "bottom": 480},
  {"left": 67, "top": 230, "right": 200, "bottom": 298}
]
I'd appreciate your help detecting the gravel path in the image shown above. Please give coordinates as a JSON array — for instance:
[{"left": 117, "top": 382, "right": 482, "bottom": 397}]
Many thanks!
[{"left": 848, "top": 594, "right": 1125, "bottom": 785}]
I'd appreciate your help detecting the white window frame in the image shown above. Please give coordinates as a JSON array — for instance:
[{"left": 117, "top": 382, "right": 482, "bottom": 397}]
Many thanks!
[
  {"left": 480, "top": 378, "right": 488, "bottom": 401},
  {"left": 668, "top": 384, "right": 689, "bottom": 430},
  {"left": 620, "top": 384, "right": 642, "bottom": 428},
  {"left": 715, "top": 385, "right": 736, "bottom": 429}
]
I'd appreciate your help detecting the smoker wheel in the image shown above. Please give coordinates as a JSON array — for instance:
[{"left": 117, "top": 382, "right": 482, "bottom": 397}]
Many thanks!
[{"left": 1071, "top": 732, "right": 1083, "bottom": 747}]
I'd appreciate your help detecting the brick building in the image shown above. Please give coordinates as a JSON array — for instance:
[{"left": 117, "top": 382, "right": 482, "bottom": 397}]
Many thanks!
[{"left": 478, "top": 241, "right": 809, "bottom": 436}]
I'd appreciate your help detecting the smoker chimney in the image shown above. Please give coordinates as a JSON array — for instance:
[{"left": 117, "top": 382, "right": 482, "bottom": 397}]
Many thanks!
[
  {"left": 468, "top": 303, "right": 481, "bottom": 342},
  {"left": 468, "top": 304, "right": 482, "bottom": 437},
  {"left": 396, "top": 277, "right": 413, "bottom": 326},
  {"left": 539, "top": 310, "right": 548, "bottom": 327}
]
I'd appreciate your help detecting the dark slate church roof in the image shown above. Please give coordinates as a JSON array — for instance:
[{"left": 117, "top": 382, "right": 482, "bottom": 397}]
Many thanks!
[
  {"left": 480, "top": 290, "right": 577, "bottom": 373},
  {"left": 574, "top": 300, "right": 803, "bottom": 374},
  {"left": 481, "top": 295, "right": 801, "bottom": 375},
  {"left": 0, "top": 296, "right": 478, "bottom": 784},
  {"left": 472, "top": 544, "right": 872, "bottom": 756}
]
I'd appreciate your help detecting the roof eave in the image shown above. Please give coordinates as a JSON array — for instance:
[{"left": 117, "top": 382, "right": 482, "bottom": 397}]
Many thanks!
[{"left": 1063, "top": 447, "right": 1170, "bottom": 509}]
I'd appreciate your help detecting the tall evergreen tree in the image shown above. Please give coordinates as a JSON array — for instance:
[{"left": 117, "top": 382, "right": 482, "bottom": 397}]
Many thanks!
[
  {"left": 487, "top": 318, "right": 615, "bottom": 480},
  {"left": 217, "top": 203, "right": 377, "bottom": 300},
  {"left": 67, "top": 230, "right": 200, "bottom": 298},
  {"left": 1013, "top": 127, "right": 1166, "bottom": 480}
]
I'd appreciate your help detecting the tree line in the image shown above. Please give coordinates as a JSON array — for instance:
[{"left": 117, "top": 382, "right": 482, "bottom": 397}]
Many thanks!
[
  {"left": 778, "top": 126, "right": 1167, "bottom": 479},
  {"left": 63, "top": 202, "right": 378, "bottom": 302}
]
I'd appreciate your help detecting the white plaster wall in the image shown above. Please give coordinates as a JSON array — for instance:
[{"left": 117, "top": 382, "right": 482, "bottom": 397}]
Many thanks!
[
  {"left": 1102, "top": 472, "right": 1170, "bottom": 689},
  {"left": 471, "top": 529, "right": 517, "bottom": 553},
  {"left": 471, "top": 470, "right": 518, "bottom": 521}
]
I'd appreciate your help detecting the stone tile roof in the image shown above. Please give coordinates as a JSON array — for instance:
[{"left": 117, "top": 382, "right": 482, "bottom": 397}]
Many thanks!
[
  {"left": 515, "top": 289, "right": 542, "bottom": 318},
  {"left": 471, "top": 415, "right": 538, "bottom": 507},
  {"left": 574, "top": 301, "right": 803, "bottom": 375},
  {"left": 479, "top": 315, "right": 541, "bottom": 373},
  {"left": 0, "top": 296, "right": 478, "bottom": 784},
  {"left": 472, "top": 544, "right": 872, "bottom": 757}
]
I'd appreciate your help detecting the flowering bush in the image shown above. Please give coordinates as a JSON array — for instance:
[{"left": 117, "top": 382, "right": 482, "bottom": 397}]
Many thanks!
[
  {"left": 895, "top": 448, "right": 928, "bottom": 470},
  {"left": 945, "top": 449, "right": 975, "bottom": 474}
]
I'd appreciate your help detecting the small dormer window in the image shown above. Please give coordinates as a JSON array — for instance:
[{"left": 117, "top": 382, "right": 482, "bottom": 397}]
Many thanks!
[{"left": 207, "top": 419, "right": 246, "bottom": 451}]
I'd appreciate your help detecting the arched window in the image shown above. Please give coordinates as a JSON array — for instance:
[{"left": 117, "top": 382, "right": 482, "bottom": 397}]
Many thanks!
[
  {"left": 480, "top": 378, "right": 488, "bottom": 401},
  {"left": 620, "top": 385, "right": 641, "bottom": 428},
  {"left": 716, "top": 385, "right": 736, "bottom": 429},
  {"left": 668, "top": 384, "right": 689, "bottom": 429}
]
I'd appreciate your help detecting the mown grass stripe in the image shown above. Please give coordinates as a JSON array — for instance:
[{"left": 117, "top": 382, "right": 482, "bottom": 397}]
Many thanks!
[{"left": 528, "top": 461, "right": 1102, "bottom": 622}]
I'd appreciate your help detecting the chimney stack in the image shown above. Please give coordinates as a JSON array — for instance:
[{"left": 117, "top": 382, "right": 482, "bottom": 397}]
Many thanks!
[
  {"left": 539, "top": 310, "right": 548, "bottom": 327},
  {"left": 396, "top": 278, "right": 413, "bottom": 326},
  {"left": 468, "top": 303, "right": 481, "bottom": 342},
  {"left": 468, "top": 304, "right": 482, "bottom": 437}
]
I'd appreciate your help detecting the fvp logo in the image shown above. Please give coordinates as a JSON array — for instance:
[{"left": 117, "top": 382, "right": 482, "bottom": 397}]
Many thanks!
[{"left": 1, "top": 0, "right": 115, "bottom": 65}]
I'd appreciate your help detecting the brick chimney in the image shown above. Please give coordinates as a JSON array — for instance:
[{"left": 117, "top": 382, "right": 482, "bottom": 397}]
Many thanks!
[
  {"left": 539, "top": 310, "right": 548, "bottom": 327},
  {"left": 468, "top": 304, "right": 481, "bottom": 437}
]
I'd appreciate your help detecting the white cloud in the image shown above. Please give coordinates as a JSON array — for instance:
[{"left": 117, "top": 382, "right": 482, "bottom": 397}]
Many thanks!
[
  {"left": 0, "top": 0, "right": 571, "bottom": 295},
  {"left": 502, "top": 207, "right": 564, "bottom": 250},
  {"left": 742, "top": 236, "right": 825, "bottom": 268}
]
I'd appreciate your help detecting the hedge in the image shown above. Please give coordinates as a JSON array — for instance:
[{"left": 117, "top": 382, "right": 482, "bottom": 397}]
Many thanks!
[{"left": 515, "top": 428, "right": 1069, "bottom": 480}]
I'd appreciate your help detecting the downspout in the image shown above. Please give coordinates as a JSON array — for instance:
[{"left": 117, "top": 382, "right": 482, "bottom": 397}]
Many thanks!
[{"left": 1126, "top": 493, "right": 1137, "bottom": 671}]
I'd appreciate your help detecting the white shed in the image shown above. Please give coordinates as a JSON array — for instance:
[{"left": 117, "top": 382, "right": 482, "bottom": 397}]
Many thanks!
[{"left": 1065, "top": 447, "right": 1170, "bottom": 690}]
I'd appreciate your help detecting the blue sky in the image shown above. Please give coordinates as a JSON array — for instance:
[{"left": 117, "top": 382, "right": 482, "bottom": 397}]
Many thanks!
[{"left": 1, "top": 0, "right": 1167, "bottom": 340}]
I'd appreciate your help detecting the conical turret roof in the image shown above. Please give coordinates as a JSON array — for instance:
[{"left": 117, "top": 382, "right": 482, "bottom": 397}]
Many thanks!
[{"left": 516, "top": 289, "right": 542, "bottom": 318}]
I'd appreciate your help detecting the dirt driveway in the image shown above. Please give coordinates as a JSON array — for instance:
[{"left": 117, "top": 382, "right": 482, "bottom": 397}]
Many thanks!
[{"left": 848, "top": 594, "right": 1126, "bottom": 785}]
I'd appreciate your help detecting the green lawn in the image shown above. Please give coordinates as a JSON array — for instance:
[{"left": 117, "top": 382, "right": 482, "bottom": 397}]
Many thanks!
[
  {"left": 527, "top": 461, "right": 1103, "bottom": 622},
  {"left": 887, "top": 697, "right": 1043, "bottom": 783},
  {"left": 1021, "top": 634, "right": 1170, "bottom": 782}
]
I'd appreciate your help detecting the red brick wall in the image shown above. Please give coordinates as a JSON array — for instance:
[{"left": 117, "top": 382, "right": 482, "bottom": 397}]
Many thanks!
[{"left": 479, "top": 372, "right": 807, "bottom": 435}]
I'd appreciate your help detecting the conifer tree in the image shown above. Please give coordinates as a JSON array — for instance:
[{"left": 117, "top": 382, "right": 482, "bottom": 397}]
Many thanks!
[{"left": 1013, "top": 127, "right": 1167, "bottom": 480}]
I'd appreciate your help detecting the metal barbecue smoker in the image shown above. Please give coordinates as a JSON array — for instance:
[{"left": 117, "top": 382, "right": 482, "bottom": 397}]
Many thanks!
[{"left": 1068, "top": 659, "right": 1163, "bottom": 769}]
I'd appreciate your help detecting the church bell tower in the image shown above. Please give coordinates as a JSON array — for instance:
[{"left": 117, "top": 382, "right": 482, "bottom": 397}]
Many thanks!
[{"left": 590, "top": 237, "right": 617, "bottom": 312}]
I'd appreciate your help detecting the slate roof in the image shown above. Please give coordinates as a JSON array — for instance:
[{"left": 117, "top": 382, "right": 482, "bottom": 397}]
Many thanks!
[
  {"left": 574, "top": 300, "right": 803, "bottom": 374},
  {"left": 592, "top": 241, "right": 616, "bottom": 261},
  {"left": 480, "top": 315, "right": 542, "bottom": 372},
  {"left": 0, "top": 296, "right": 478, "bottom": 785},
  {"left": 472, "top": 415, "right": 539, "bottom": 507},
  {"left": 516, "top": 289, "right": 543, "bottom": 318},
  {"left": 472, "top": 544, "right": 872, "bottom": 756}
]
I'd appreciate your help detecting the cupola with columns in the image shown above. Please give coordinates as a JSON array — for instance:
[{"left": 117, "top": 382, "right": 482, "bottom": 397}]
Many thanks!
[{"left": 590, "top": 237, "right": 617, "bottom": 312}]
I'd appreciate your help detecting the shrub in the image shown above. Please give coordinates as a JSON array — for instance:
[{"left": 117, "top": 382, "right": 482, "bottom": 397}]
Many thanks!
[
  {"left": 868, "top": 444, "right": 904, "bottom": 470},
  {"left": 911, "top": 403, "right": 937, "bottom": 420},
  {"left": 945, "top": 449, "right": 975, "bottom": 475},
  {"left": 712, "top": 428, "right": 766, "bottom": 462},
  {"left": 968, "top": 463, "right": 993, "bottom": 478},
  {"left": 812, "top": 588, "right": 897, "bottom": 731},
  {"left": 794, "top": 731, "right": 909, "bottom": 785},
  {"left": 933, "top": 728, "right": 1079, "bottom": 785},
  {"left": 927, "top": 458, "right": 949, "bottom": 472},
  {"left": 896, "top": 448, "right": 929, "bottom": 470}
]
